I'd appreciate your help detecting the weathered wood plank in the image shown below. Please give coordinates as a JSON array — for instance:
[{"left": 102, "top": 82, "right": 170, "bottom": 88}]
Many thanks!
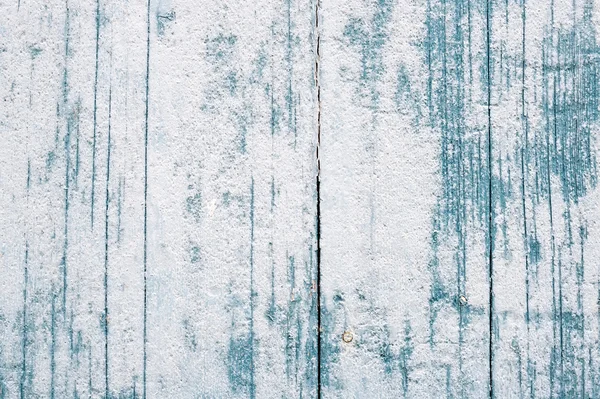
[
  {"left": 4, "top": 0, "right": 600, "bottom": 397},
  {"left": 1, "top": 0, "right": 149, "bottom": 397},
  {"left": 319, "top": 0, "right": 492, "bottom": 397},
  {"left": 142, "top": 0, "right": 319, "bottom": 397},
  {"left": 490, "top": 0, "right": 600, "bottom": 397},
  {"left": 1, "top": 0, "right": 318, "bottom": 398}
]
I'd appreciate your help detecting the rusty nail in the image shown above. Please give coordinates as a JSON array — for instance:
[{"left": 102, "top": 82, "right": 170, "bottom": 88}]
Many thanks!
[{"left": 342, "top": 331, "right": 353, "bottom": 343}]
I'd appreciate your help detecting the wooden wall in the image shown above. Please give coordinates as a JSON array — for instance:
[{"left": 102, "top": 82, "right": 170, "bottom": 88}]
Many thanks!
[{"left": 1, "top": 0, "right": 599, "bottom": 397}]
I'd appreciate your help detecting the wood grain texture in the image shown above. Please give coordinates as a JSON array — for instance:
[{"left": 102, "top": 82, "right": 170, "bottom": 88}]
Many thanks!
[
  {"left": 2, "top": 0, "right": 600, "bottom": 398},
  {"left": 319, "top": 0, "right": 600, "bottom": 398},
  {"left": 319, "top": 0, "right": 491, "bottom": 396},
  {"left": 1, "top": 1, "right": 149, "bottom": 396},
  {"left": 490, "top": 0, "right": 600, "bottom": 397},
  {"left": 0, "top": 0, "right": 318, "bottom": 397},
  {"left": 146, "top": 0, "right": 318, "bottom": 397}
]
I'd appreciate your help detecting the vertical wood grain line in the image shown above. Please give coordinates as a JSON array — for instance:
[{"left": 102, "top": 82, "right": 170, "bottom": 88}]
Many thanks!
[
  {"left": 486, "top": 0, "right": 494, "bottom": 397},
  {"left": 50, "top": 292, "right": 56, "bottom": 399},
  {"left": 249, "top": 177, "right": 256, "bottom": 399},
  {"left": 91, "top": 0, "right": 101, "bottom": 229},
  {"left": 520, "top": 2, "right": 533, "bottom": 395},
  {"left": 61, "top": 0, "right": 72, "bottom": 315},
  {"left": 103, "top": 82, "right": 113, "bottom": 399},
  {"left": 143, "top": 0, "right": 151, "bottom": 396},
  {"left": 20, "top": 242, "right": 29, "bottom": 399},
  {"left": 547, "top": 81, "right": 557, "bottom": 396},
  {"left": 314, "top": 0, "right": 322, "bottom": 396},
  {"left": 554, "top": 77, "right": 565, "bottom": 397}
]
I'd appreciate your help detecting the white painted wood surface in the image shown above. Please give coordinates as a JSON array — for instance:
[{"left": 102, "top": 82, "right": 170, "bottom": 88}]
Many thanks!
[
  {"left": 490, "top": 1, "right": 600, "bottom": 397},
  {"left": 1, "top": 0, "right": 318, "bottom": 397},
  {"left": 320, "top": 0, "right": 490, "bottom": 396},
  {"left": 1, "top": 0, "right": 600, "bottom": 398},
  {"left": 320, "top": 0, "right": 600, "bottom": 397}
]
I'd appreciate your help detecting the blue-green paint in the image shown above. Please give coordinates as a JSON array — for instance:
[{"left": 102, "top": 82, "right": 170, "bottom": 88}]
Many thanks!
[
  {"left": 319, "top": 299, "right": 341, "bottom": 391},
  {"left": 421, "top": 5, "right": 492, "bottom": 386},
  {"left": 395, "top": 64, "right": 423, "bottom": 126},
  {"left": 20, "top": 244, "right": 30, "bottom": 399},
  {"left": 156, "top": 9, "right": 175, "bottom": 37},
  {"left": 249, "top": 177, "right": 256, "bottom": 399},
  {"left": 226, "top": 332, "right": 254, "bottom": 396},
  {"left": 343, "top": 0, "right": 394, "bottom": 109},
  {"left": 185, "top": 189, "right": 202, "bottom": 223},
  {"left": 226, "top": 179, "right": 257, "bottom": 397}
]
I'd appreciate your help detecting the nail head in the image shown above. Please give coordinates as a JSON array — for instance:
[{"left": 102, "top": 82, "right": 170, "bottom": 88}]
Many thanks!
[{"left": 342, "top": 331, "right": 353, "bottom": 343}]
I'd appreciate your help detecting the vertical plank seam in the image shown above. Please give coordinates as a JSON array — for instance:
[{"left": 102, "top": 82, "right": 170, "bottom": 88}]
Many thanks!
[
  {"left": 143, "top": 0, "right": 151, "bottom": 396},
  {"left": 486, "top": 0, "right": 494, "bottom": 397},
  {"left": 315, "top": 0, "right": 322, "bottom": 396}
]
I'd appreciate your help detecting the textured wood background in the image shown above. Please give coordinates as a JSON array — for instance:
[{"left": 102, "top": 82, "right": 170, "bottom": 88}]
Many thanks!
[{"left": 1, "top": 0, "right": 599, "bottom": 398}]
